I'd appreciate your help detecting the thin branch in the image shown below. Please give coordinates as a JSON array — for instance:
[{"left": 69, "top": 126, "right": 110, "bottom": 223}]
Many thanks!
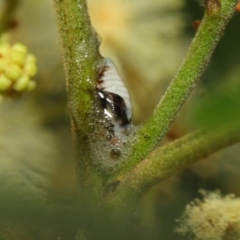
[
  {"left": 113, "top": 124, "right": 240, "bottom": 207},
  {"left": 110, "top": 0, "right": 239, "bottom": 178}
]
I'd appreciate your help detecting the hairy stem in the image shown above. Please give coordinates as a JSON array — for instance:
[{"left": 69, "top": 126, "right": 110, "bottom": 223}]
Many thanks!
[
  {"left": 111, "top": 0, "right": 239, "bottom": 178},
  {"left": 113, "top": 124, "right": 240, "bottom": 208},
  {"left": 53, "top": 0, "right": 103, "bottom": 202}
]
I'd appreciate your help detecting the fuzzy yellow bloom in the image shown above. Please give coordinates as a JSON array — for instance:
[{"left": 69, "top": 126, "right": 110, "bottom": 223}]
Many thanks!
[
  {"left": 0, "top": 35, "right": 37, "bottom": 100},
  {"left": 176, "top": 190, "right": 240, "bottom": 240}
]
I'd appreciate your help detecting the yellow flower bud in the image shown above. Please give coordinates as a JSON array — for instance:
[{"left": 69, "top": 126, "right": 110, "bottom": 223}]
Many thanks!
[
  {"left": 13, "top": 75, "right": 29, "bottom": 91},
  {"left": 24, "top": 62, "right": 37, "bottom": 77},
  {"left": 9, "top": 50, "right": 26, "bottom": 66},
  {"left": 5, "top": 63, "right": 23, "bottom": 81},
  {"left": 0, "top": 75, "right": 12, "bottom": 90},
  {"left": 25, "top": 54, "right": 36, "bottom": 63},
  {"left": 26, "top": 80, "right": 36, "bottom": 91},
  {"left": 0, "top": 35, "right": 37, "bottom": 96},
  {"left": 11, "top": 43, "right": 28, "bottom": 55},
  {"left": 0, "top": 59, "right": 7, "bottom": 72},
  {"left": 0, "top": 42, "right": 10, "bottom": 57}
]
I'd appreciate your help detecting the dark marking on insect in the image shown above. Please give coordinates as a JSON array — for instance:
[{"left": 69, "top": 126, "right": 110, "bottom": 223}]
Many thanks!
[
  {"left": 97, "top": 58, "right": 133, "bottom": 136},
  {"left": 98, "top": 90, "right": 131, "bottom": 127}
]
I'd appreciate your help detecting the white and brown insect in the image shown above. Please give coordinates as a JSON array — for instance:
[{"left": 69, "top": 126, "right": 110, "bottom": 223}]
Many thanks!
[{"left": 97, "top": 58, "right": 132, "bottom": 136}]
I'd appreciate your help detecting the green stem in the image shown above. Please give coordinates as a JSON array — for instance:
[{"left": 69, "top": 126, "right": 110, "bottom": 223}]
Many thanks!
[
  {"left": 0, "top": 0, "right": 19, "bottom": 34},
  {"left": 53, "top": 0, "right": 103, "bottom": 201},
  {"left": 53, "top": 0, "right": 239, "bottom": 230},
  {"left": 113, "top": 124, "right": 240, "bottom": 208},
  {"left": 111, "top": 0, "right": 239, "bottom": 178}
]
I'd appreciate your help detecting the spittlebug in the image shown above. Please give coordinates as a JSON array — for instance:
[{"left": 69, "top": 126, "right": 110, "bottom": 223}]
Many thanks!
[{"left": 97, "top": 58, "right": 132, "bottom": 136}]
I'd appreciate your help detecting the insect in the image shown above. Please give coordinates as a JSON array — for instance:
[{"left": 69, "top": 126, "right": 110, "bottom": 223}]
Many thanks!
[{"left": 97, "top": 58, "right": 133, "bottom": 136}]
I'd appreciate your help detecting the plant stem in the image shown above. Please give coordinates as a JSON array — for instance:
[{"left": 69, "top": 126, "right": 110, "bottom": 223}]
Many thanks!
[
  {"left": 113, "top": 124, "right": 240, "bottom": 207},
  {"left": 53, "top": 0, "right": 240, "bottom": 230},
  {"left": 53, "top": 0, "right": 103, "bottom": 201},
  {"left": 111, "top": 0, "right": 239, "bottom": 178}
]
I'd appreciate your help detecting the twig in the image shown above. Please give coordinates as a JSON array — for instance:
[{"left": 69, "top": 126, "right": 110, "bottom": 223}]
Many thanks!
[
  {"left": 113, "top": 124, "right": 240, "bottom": 208},
  {"left": 109, "top": 0, "right": 239, "bottom": 178}
]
